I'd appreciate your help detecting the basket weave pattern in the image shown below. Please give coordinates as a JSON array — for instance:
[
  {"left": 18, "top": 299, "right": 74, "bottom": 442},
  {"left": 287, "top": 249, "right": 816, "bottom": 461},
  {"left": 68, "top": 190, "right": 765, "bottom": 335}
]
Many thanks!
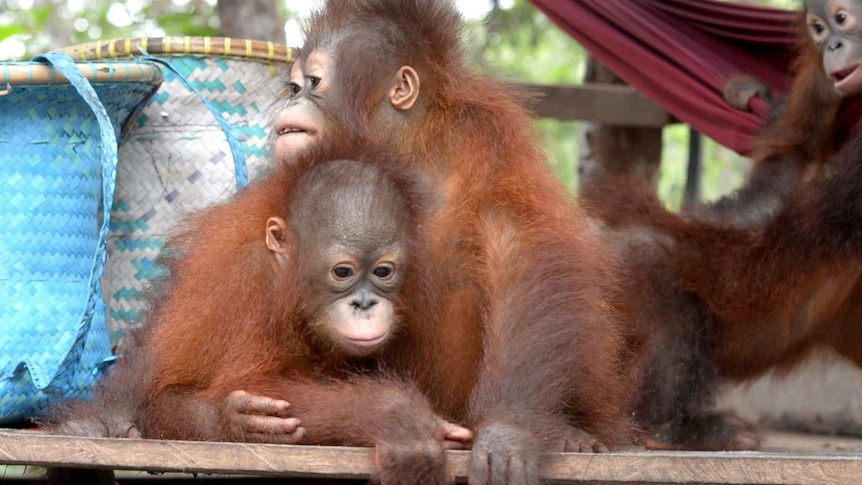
[
  {"left": 0, "top": 61, "right": 160, "bottom": 422},
  {"left": 64, "top": 38, "right": 293, "bottom": 344}
]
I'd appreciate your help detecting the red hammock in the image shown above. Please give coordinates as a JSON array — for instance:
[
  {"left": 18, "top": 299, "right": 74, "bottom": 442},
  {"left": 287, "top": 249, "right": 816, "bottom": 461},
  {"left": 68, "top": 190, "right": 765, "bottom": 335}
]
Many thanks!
[{"left": 529, "top": 0, "right": 801, "bottom": 155}]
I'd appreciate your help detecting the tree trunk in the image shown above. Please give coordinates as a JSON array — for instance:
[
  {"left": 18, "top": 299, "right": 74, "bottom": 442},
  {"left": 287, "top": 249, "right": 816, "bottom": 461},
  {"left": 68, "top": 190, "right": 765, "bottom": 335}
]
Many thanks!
[{"left": 217, "top": 0, "right": 285, "bottom": 42}]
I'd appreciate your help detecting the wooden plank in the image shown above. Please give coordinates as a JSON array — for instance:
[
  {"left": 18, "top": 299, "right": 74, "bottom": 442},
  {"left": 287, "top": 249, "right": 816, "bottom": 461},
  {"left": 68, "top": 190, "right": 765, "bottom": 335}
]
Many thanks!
[
  {"left": 2, "top": 430, "right": 862, "bottom": 484},
  {"left": 547, "top": 452, "right": 862, "bottom": 484},
  {"left": 0, "top": 430, "right": 374, "bottom": 480},
  {"left": 513, "top": 82, "right": 676, "bottom": 127}
]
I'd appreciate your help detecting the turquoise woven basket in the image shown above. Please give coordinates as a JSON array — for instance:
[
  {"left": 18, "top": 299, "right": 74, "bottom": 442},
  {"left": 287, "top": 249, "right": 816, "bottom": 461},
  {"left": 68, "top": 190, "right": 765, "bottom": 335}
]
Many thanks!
[{"left": 0, "top": 53, "right": 162, "bottom": 423}]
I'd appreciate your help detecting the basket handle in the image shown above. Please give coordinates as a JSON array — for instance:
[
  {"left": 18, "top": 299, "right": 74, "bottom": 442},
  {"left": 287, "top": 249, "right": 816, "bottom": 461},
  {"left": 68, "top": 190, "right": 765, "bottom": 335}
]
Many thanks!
[
  {"left": 27, "top": 51, "right": 118, "bottom": 388},
  {"left": 138, "top": 56, "right": 249, "bottom": 189}
]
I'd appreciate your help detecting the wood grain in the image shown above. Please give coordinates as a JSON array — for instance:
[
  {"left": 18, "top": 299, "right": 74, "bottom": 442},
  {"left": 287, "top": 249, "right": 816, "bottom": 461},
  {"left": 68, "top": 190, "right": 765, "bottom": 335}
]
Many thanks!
[
  {"left": 514, "top": 82, "right": 676, "bottom": 127},
  {"left": 3, "top": 430, "right": 862, "bottom": 484}
]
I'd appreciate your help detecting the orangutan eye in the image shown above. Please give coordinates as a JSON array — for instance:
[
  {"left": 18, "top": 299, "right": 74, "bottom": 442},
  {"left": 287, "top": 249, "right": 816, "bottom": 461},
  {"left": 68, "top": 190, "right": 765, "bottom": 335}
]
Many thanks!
[
  {"left": 287, "top": 82, "right": 301, "bottom": 97},
  {"left": 373, "top": 266, "right": 393, "bottom": 278},
  {"left": 333, "top": 266, "right": 354, "bottom": 279},
  {"left": 309, "top": 76, "right": 321, "bottom": 89},
  {"left": 836, "top": 12, "right": 848, "bottom": 25}
]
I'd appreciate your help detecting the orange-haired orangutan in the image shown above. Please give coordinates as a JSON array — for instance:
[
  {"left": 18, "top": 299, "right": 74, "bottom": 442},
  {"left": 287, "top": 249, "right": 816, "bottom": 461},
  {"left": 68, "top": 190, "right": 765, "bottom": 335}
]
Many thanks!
[
  {"left": 715, "top": 0, "right": 862, "bottom": 228},
  {"left": 586, "top": 0, "right": 862, "bottom": 452}
]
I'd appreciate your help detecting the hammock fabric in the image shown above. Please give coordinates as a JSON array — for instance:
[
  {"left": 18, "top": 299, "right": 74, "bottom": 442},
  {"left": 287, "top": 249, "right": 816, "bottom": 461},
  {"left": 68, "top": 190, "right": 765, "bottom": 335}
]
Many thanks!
[{"left": 530, "top": 0, "right": 803, "bottom": 155}]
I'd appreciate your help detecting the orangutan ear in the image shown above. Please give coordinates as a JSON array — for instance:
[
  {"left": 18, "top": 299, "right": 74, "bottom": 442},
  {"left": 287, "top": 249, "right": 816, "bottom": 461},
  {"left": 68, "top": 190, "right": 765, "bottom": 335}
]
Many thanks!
[
  {"left": 265, "top": 217, "right": 289, "bottom": 254},
  {"left": 265, "top": 217, "right": 291, "bottom": 270},
  {"left": 389, "top": 66, "right": 420, "bottom": 111}
]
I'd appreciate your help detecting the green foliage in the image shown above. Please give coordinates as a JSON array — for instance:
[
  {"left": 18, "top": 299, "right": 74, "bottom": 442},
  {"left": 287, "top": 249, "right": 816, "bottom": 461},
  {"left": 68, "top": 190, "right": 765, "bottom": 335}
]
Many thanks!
[
  {"left": 481, "top": 1, "right": 586, "bottom": 84},
  {"left": 0, "top": 24, "right": 26, "bottom": 39},
  {"left": 473, "top": 0, "right": 585, "bottom": 191},
  {"left": 659, "top": 126, "right": 752, "bottom": 210},
  {"left": 0, "top": 0, "right": 218, "bottom": 61},
  {"left": 150, "top": 10, "right": 219, "bottom": 39}
]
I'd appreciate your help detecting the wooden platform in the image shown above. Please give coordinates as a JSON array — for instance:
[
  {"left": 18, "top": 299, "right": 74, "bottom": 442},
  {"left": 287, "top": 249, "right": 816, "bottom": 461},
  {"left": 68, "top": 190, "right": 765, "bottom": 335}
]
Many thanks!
[{"left": 1, "top": 429, "right": 861, "bottom": 484}]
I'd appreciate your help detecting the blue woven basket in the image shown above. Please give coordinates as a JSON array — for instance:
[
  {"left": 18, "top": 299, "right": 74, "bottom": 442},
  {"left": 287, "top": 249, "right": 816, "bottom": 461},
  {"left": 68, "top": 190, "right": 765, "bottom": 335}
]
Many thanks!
[
  {"left": 62, "top": 37, "right": 293, "bottom": 346},
  {"left": 0, "top": 53, "right": 162, "bottom": 423}
]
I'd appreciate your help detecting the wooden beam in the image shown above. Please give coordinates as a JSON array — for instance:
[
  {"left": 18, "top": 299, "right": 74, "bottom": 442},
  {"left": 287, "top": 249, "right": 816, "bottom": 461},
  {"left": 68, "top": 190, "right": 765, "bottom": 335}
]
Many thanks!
[
  {"left": 2, "top": 430, "right": 862, "bottom": 484},
  {"left": 513, "top": 82, "right": 676, "bottom": 127}
]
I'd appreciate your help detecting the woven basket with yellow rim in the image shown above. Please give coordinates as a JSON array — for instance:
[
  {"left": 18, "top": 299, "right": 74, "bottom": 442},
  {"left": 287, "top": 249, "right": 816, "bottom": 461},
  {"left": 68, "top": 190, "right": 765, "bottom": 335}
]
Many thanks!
[{"left": 60, "top": 37, "right": 294, "bottom": 347}]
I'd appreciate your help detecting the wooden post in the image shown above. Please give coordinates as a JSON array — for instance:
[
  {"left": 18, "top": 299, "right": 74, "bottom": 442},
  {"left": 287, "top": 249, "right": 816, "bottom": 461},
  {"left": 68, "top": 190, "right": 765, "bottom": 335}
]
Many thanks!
[
  {"left": 577, "top": 56, "right": 663, "bottom": 194},
  {"left": 684, "top": 127, "right": 703, "bottom": 207}
]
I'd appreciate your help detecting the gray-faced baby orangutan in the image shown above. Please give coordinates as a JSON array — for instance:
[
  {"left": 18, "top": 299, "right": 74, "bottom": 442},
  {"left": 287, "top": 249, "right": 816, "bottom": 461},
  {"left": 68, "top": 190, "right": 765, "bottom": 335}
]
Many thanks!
[{"left": 49, "top": 147, "right": 475, "bottom": 483}]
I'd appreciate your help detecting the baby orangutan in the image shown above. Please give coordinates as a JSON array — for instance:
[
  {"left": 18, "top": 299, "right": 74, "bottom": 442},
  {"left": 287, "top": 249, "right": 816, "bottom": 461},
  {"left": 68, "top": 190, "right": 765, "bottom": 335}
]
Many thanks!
[{"left": 48, "top": 153, "right": 472, "bottom": 484}]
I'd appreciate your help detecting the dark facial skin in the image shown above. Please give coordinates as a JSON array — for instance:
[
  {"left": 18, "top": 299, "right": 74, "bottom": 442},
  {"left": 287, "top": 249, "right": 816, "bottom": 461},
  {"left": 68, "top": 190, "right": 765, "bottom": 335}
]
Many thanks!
[
  {"left": 306, "top": 244, "right": 405, "bottom": 357},
  {"left": 807, "top": 0, "right": 862, "bottom": 95}
]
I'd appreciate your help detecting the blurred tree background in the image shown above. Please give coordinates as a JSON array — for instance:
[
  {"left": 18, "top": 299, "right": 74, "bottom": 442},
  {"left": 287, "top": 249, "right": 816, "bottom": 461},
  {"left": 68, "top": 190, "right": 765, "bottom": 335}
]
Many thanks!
[{"left": 0, "top": 0, "right": 801, "bottom": 208}]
